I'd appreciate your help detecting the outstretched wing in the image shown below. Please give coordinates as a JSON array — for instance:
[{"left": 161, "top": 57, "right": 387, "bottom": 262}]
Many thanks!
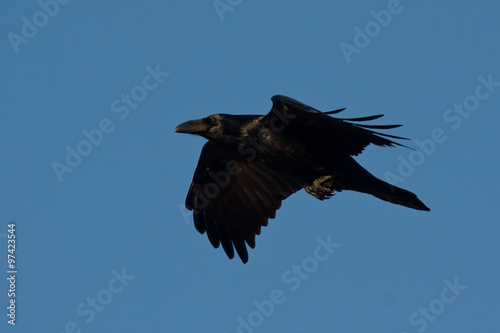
[
  {"left": 185, "top": 141, "right": 304, "bottom": 263},
  {"left": 266, "top": 95, "right": 410, "bottom": 156}
]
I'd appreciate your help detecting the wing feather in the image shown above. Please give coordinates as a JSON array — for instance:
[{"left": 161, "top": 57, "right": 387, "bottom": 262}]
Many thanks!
[
  {"left": 267, "top": 95, "right": 410, "bottom": 155},
  {"left": 185, "top": 141, "right": 304, "bottom": 263}
]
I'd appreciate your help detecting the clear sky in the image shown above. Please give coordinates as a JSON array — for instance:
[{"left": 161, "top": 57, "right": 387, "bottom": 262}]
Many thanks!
[{"left": 1, "top": 1, "right": 499, "bottom": 332}]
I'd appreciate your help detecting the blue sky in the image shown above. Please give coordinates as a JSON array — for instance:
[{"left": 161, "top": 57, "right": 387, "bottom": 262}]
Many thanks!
[{"left": 1, "top": 0, "right": 499, "bottom": 332}]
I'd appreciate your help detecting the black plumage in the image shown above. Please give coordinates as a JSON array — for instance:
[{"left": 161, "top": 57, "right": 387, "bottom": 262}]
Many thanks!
[{"left": 175, "top": 95, "right": 429, "bottom": 263}]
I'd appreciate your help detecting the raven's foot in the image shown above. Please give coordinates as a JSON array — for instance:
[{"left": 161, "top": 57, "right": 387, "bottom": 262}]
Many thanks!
[{"left": 305, "top": 175, "right": 338, "bottom": 200}]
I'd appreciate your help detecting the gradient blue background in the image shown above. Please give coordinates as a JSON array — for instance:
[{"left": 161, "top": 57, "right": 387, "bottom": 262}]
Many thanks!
[{"left": 1, "top": 1, "right": 499, "bottom": 332}]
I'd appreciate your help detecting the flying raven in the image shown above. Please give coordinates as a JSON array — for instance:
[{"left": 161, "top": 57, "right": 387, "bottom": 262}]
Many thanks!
[{"left": 175, "top": 95, "right": 429, "bottom": 263}]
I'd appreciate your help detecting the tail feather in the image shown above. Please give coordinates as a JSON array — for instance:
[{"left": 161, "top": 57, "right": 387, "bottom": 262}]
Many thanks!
[
  {"left": 370, "top": 184, "right": 430, "bottom": 211},
  {"left": 339, "top": 159, "right": 430, "bottom": 211}
]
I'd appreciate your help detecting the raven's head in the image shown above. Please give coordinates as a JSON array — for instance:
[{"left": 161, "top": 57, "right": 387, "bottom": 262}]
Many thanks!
[{"left": 175, "top": 114, "right": 259, "bottom": 144}]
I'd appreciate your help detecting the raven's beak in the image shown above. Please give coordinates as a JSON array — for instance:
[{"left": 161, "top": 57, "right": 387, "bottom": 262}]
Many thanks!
[{"left": 174, "top": 119, "right": 208, "bottom": 134}]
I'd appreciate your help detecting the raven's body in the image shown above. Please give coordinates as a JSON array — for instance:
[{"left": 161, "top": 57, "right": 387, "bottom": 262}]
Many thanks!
[{"left": 175, "top": 95, "right": 429, "bottom": 263}]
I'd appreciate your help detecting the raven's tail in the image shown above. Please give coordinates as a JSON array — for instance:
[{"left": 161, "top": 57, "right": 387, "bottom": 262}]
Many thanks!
[
  {"left": 340, "top": 159, "right": 430, "bottom": 211},
  {"left": 369, "top": 182, "right": 430, "bottom": 211}
]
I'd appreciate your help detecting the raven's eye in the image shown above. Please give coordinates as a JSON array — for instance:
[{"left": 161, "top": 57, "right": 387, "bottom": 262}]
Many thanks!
[{"left": 209, "top": 117, "right": 217, "bottom": 125}]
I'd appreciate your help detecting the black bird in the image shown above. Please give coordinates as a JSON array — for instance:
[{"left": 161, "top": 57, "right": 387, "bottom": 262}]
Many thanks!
[{"left": 175, "top": 95, "right": 429, "bottom": 263}]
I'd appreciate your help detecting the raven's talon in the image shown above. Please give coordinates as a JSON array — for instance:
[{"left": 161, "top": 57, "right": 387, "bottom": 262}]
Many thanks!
[{"left": 305, "top": 175, "right": 337, "bottom": 200}]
